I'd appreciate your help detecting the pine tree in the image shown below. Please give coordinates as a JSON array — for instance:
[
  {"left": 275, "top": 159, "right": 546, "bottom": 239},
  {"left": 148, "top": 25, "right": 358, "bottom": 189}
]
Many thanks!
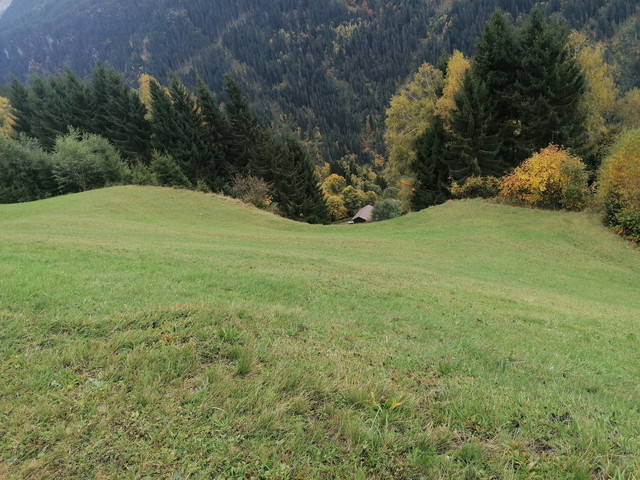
[
  {"left": 149, "top": 77, "right": 183, "bottom": 164},
  {"left": 29, "top": 74, "right": 70, "bottom": 151},
  {"left": 55, "top": 67, "right": 93, "bottom": 133}
]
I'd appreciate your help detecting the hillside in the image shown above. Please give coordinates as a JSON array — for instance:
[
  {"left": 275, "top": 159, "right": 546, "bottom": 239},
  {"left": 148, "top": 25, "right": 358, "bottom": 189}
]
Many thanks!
[
  {"left": 0, "top": 0, "right": 638, "bottom": 163},
  {"left": 1, "top": 186, "right": 639, "bottom": 478}
]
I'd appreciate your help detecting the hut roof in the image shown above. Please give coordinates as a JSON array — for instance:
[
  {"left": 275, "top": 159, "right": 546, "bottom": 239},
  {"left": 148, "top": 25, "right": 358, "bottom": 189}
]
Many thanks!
[{"left": 348, "top": 205, "right": 374, "bottom": 224}]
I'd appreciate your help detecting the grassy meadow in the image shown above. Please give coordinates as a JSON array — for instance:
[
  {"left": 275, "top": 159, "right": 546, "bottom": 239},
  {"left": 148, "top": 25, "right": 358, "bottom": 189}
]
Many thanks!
[{"left": 1, "top": 186, "right": 639, "bottom": 479}]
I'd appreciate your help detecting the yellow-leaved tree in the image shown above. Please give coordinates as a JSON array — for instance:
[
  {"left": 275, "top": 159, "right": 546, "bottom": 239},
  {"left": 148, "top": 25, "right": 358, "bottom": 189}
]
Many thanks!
[
  {"left": 434, "top": 50, "right": 471, "bottom": 128},
  {"left": 0, "top": 96, "right": 15, "bottom": 138},
  {"left": 570, "top": 32, "right": 619, "bottom": 164},
  {"left": 597, "top": 128, "right": 640, "bottom": 241},
  {"left": 138, "top": 74, "right": 162, "bottom": 120},
  {"left": 384, "top": 62, "right": 443, "bottom": 181},
  {"left": 616, "top": 89, "right": 640, "bottom": 129},
  {"left": 499, "top": 144, "right": 589, "bottom": 210}
]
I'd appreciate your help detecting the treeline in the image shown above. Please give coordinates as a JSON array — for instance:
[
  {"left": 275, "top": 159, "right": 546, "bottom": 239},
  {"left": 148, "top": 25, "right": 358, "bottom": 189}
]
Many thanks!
[
  {"left": 384, "top": 8, "right": 640, "bottom": 241},
  {"left": 2, "top": 64, "right": 329, "bottom": 223}
]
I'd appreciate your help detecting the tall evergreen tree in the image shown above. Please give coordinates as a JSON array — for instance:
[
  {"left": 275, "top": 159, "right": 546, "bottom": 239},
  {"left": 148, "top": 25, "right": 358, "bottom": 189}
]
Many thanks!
[
  {"left": 448, "top": 70, "right": 503, "bottom": 180},
  {"left": 471, "top": 9, "right": 520, "bottom": 168},
  {"left": 91, "top": 63, "right": 151, "bottom": 163},
  {"left": 28, "top": 74, "right": 70, "bottom": 151},
  {"left": 411, "top": 117, "right": 451, "bottom": 210},
  {"left": 8, "top": 75, "right": 34, "bottom": 138},
  {"left": 149, "top": 77, "right": 183, "bottom": 162},
  {"left": 515, "top": 9, "right": 586, "bottom": 158},
  {"left": 271, "top": 136, "right": 329, "bottom": 224},
  {"left": 54, "top": 67, "right": 93, "bottom": 133},
  {"left": 194, "top": 76, "right": 229, "bottom": 182},
  {"left": 223, "top": 75, "right": 260, "bottom": 175}
]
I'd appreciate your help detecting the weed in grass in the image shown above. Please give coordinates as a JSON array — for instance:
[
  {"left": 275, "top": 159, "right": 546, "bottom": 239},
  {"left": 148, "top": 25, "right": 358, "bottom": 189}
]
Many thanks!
[{"left": 217, "top": 325, "right": 242, "bottom": 344}]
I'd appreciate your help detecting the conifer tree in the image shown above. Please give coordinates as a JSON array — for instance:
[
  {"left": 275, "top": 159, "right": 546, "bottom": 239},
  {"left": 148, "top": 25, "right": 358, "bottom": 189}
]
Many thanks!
[
  {"left": 29, "top": 74, "right": 70, "bottom": 151},
  {"left": 149, "top": 77, "right": 183, "bottom": 164},
  {"left": 194, "top": 77, "right": 229, "bottom": 181},
  {"left": 515, "top": 9, "right": 586, "bottom": 159},
  {"left": 223, "top": 74, "right": 261, "bottom": 175},
  {"left": 448, "top": 70, "right": 503, "bottom": 180},
  {"left": 8, "top": 76, "right": 33, "bottom": 138},
  {"left": 55, "top": 67, "right": 93, "bottom": 133},
  {"left": 271, "top": 136, "right": 329, "bottom": 224},
  {"left": 471, "top": 9, "right": 520, "bottom": 168},
  {"left": 411, "top": 117, "right": 450, "bottom": 210},
  {"left": 91, "top": 63, "right": 151, "bottom": 163}
]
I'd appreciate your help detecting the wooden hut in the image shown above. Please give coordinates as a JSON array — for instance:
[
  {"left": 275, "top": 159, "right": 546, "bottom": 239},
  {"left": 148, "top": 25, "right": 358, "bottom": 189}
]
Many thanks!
[{"left": 348, "top": 205, "right": 373, "bottom": 224}]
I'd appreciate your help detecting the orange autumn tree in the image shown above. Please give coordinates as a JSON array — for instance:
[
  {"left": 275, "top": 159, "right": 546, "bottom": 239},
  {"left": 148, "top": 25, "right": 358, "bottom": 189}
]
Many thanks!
[{"left": 499, "top": 144, "right": 589, "bottom": 210}]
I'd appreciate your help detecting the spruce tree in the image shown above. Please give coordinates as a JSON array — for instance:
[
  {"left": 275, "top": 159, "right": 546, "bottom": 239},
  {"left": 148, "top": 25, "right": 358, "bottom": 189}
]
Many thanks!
[
  {"left": 515, "top": 9, "right": 586, "bottom": 158},
  {"left": 55, "top": 67, "right": 93, "bottom": 133},
  {"left": 411, "top": 117, "right": 450, "bottom": 210},
  {"left": 194, "top": 77, "right": 229, "bottom": 183},
  {"left": 8, "top": 75, "right": 33, "bottom": 138},
  {"left": 91, "top": 63, "right": 151, "bottom": 163},
  {"left": 471, "top": 9, "right": 520, "bottom": 168},
  {"left": 271, "top": 136, "right": 329, "bottom": 224},
  {"left": 223, "top": 75, "right": 260, "bottom": 175},
  {"left": 29, "top": 74, "right": 70, "bottom": 151},
  {"left": 149, "top": 78, "right": 183, "bottom": 165},
  {"left": 448, "top": 70, "right": 503, "bottom": 180}
]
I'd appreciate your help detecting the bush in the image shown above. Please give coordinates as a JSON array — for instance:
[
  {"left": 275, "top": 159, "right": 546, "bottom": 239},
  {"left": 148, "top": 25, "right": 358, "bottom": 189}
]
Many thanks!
[
  {"left": 450, "top": 176, "right": 500, "bottom": 199},
  {"left": 372, "top": 199, "right": 401, "bottom": 222},
  {"left": 150, "top": 153, "right": 191, "bottom": 189},
  {"left": 597, "top": 128, "right": 640, "bottom": 241},
  {"left": 231, "top": 174, "right": 272, "bottom": 209},
  {"left": 499, "top": 145, "right": 589, "bottom": 210},
  {"left": 53, "top": 129, "right": 129, "bottom": 194},
  {"left": 0, "top": 135, "right": 56, "bottom": 203},
  {"left": 126, "top": 162, "right": 154, "bottom": 186}
]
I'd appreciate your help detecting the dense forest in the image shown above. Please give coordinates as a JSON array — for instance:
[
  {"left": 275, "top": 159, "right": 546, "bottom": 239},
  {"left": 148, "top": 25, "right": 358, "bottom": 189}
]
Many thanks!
[
  {"left": 0, "top": 0, "right": 638, "bottom": 165},
  {"left": 1, "top": 66, "right": 330, "bottom": 223}
]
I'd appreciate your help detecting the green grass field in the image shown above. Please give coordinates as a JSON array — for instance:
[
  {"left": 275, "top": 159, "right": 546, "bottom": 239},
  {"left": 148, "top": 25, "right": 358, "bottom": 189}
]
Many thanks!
[{"left": 1, "top": 186, "right": 639, "bottom": 479}]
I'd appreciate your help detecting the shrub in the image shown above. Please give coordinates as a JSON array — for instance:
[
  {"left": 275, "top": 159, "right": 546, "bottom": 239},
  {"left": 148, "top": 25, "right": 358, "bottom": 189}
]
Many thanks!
[
  {"left": 499, "top": 145, "right": 589, "bottom": 210},
  {"left": 231, "top": 175, "right": 272, "bottom": 209},
  {"left": 53, "top": 129, "right": 128, "bottom": 194},
  {"left": 372, "top": 199, "right": 401, "bottom": 222},
  {"left": 150, "top": 153, "right": 191, "bottom": 189},
  {"left": 450, "top": 176, "right": 500, "bottom": 199},
  {"left": 0, "top": 135, "right": 56, "bottom": 203},
  {"left": 127, "top": 162, "right": 154, "bottom": 186},
  {"left": 597, "top": 128, "right": 640, "bottom": 241}
]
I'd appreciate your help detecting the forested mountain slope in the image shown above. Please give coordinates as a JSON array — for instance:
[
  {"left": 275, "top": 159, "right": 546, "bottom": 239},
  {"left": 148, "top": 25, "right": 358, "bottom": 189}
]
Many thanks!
[{"left": 1, "top": 0, "right": 638, "bottom": 163}]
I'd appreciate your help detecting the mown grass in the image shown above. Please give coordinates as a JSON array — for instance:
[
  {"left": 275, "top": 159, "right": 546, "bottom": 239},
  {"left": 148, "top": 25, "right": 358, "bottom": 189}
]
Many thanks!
[{"left": 1, "top": 186, "right": 639, "bottom": 479}]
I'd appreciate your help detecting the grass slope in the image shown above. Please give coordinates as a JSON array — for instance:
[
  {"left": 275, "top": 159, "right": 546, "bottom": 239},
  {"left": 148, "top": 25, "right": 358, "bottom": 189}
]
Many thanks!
[{"left": 1, "top": 186, "right": 639, "bottom": 479}]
